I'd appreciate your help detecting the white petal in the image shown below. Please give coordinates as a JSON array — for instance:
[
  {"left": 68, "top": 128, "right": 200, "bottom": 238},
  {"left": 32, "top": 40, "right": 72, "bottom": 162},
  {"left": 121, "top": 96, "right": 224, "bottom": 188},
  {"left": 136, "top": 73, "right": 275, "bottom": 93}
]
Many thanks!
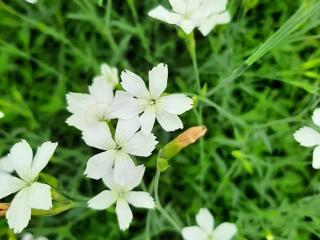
[
  {"left": 102, "top": 169, "right": 118, "bottom": 190},
  {"left": 212, "top": 223, "right": 237, "bottom": 240},
  {"left": 82, "top": 124, "right": 115, "bottom": 150},
  {"left": 111, "top": 91, "right": 140, "bottom": 119},
  {"left": 65, "top": 113, "right": 86, "bottom": 130},
  {"left": 148, "top": 5, "right": 181, "bottom": 25},
  {"left": 127, "top": 191, "right": 155, "bottom": 209},
  {"left": 196, "top": 208, "right": 214, "bottom": 232},
  {"left": 0, "top": 156, "right": 14, "bottom": 173},
  {"left": 181, "top": 226, "right": 205, "bottom": 240},
  {"left": 113, "top": 154, "right": 145, "bottom": 191},
  {"left": 116, "top": 199, "right": 133, "bottom": 231},
  {"left": 293, "top": 127, "right": 320, "bottom": 147},
  {"left": 157, "top": 94, "right": 193, "bottom": 115},
  {"left": 84, "top": 150, "right": 117, "bottom": 180},
  {"left": 168, "top": 0, "right": 187, "bottom": 15},
  {"left": 28, "top": 182, "right": 52, "bottom": 210},
  {"left": 115, "top": 118, "right": 141, "bottom": 146},
  {"left": 312, "top": 108, "right": 320, "bottom": 127},
  {"left": 25, "top": 0, "right": 37, "bottom": 3},
  {"left": 88, "top": 190, "right": 117, "bottom": 210},
  {"left": 0, "top": 111, "right": 4, "bottom": 119},
  {"left": 148, "top": 63, "right": 168, "bottom": 99},
  {"left": 8, "top": 140, "right": 33, "bottom": 182},
  {"left": 21, "top": 233, "right": 33, "bottom": 240},
  {"left": 6, "top": 187, "right": 32, "bottom": 234},
  {"left": 120, "top": 70, "right": 150, "bottom": 99},
  {"left": 89, "top": 77, "right": 114, "bottom": 105},
  {"left": 66, "top": 93, "right": 93, "bottom": 114},
  {"left": 31, "top": 142, "right": 58, "bottom": 179},
  {"left": 179, "top": 19, "right": 196, "bottom": 34},
  {"left": 156, "top": 110, "right": 183, "bottom": 132},
  {"left": 123, "top": 132, "right": 158, "bottom": 157},
  {"left": 0, "top": 174, "right": 27, "bottom": 199},
  {"left": 139, "top": 106, "right": 156, "bottom": 134},
  {"left": 198, "top": 11, "right": 231, "bottom": 36},
  {"left": 312, "top": 145, "right": 320, "bottom": 169}
]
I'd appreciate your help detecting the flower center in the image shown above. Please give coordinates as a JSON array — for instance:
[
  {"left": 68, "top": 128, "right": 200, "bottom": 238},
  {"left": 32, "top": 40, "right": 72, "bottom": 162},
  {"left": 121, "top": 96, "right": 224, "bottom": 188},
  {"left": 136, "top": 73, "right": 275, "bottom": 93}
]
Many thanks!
[{"left": 117, "top": 191, "right": 127, "bottom": 200}]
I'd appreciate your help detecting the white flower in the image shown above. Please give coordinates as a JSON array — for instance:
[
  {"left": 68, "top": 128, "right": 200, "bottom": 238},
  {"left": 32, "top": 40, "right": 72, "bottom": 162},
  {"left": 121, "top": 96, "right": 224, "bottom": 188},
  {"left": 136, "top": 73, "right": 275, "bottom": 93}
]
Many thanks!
[
  {"left": 88, "top": 161, "right": 155, "bottom": 231},
  {"left": 0, "top": 156, "right": 14, "bottom": 174},
  {"left": 93, "top": 63, "right": 119, "bottom": 89},
  {"left": 66, "top": 78, "right": 137, "bottom": 131},
  {"left": 181, "top": 208, "right": 237, "bottom": 240},
  {"left": 21, "top": 233, "right": 48, "bottom": 240},
  {"left": 148, "top": 0, "right": 231, "bottom": 36},
  {"left": 0, "top": 111, "right": 4, "bottom": 119},
  {"left": 113, "top": 63, "right": 193, "bottom": 133},
  {"left": 0, "top": 140, "right": 57, "bottom": 233},
  {"left": 293, "top": 108, "right": 320, "bottom": 169},
  {"left": 25, "top": 0, "right": 37, "bottom": 4},
  {"left": 82, "top": 118, "right": 158, "bottom": 180}
]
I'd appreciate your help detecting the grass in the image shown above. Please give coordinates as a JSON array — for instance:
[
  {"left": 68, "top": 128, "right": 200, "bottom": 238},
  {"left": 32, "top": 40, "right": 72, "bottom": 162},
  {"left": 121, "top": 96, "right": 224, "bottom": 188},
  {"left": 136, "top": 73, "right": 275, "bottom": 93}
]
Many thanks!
[{"left": 1, "top": 0, "right": 320, "bottom": 239}]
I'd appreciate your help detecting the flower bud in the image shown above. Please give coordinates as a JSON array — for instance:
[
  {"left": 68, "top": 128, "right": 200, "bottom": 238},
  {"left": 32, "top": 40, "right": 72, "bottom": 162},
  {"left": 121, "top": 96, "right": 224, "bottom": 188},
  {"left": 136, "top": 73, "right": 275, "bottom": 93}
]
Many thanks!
[{"left": 157, "top": 126, "right": 207, "bottom": 172}]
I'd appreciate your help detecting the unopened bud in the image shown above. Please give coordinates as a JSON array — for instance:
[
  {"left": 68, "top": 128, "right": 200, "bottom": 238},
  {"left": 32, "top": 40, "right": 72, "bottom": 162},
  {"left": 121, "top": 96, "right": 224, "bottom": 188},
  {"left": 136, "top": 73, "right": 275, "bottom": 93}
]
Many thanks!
[
  {"left": 157, "top": 125, "right": 207, "bottom": 172},
  {"left": 0, "top": 203, "right": 9, "bottom": 217}
]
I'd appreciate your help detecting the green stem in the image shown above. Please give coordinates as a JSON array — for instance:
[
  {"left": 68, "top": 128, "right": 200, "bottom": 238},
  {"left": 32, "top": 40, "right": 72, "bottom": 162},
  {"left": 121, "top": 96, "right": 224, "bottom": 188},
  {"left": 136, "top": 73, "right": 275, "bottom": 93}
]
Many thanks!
[{"left": 154, "top": 170, "right": 182, "bottom": 232}]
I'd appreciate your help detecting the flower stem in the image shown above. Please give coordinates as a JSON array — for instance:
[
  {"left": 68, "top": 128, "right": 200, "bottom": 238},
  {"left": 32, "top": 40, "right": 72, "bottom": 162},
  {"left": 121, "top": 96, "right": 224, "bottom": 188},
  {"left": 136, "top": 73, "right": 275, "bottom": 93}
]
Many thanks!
[{"left": 154, "top": 170, "right": 182, "bottom": 232}]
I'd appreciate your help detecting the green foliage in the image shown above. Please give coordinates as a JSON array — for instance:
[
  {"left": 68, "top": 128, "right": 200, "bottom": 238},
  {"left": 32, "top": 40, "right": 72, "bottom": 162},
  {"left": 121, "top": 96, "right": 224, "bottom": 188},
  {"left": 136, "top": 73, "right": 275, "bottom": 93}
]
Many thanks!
[{"left": 0, "top": 0, "right": 320, "bottom": 239}]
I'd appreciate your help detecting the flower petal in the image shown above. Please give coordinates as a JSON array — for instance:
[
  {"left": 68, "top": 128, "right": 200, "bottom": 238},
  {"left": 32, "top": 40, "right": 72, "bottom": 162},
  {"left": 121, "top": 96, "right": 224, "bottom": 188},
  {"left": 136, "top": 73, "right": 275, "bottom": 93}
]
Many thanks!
[
  {"left": 88, "top": 190, "right": 117, "bottom": 210},
  {"left": 139, "top": 106, "right": 156, "bottom": 134},
  {"left": 0, "top": 174, "right": 27, "bottom": 199},
  {"left": 116, "top": 199, "right": 133, "bottom": 231},
  {"left": 31, "top": 142, "right": 58, "bottom": 179},
  {"left": 114, "top": 154, "right": 145, "bottom": 191},
  {"left": 196, "top": 208, "right": 214, "bottom": 232},
  {"left": 28, "top": 182, "right": 52, "bottom": 210},
  {"left": 6, "top": 187, "right": 32, "bottom": 234},
  {"left": 181, "top": 226, "right": 205, "bottom": 240},
  {"left": 156, "top": 110, "right": 183, "bottom": 132},
  {"left": 179, "top": 19, "right": 197, "bottom": 34},
  {"left": 120, "top": 70, "right": 150, "bottom": 99},
  {"left": 198, "top": 11, "right": 231, "bottom": 36},
  {"left": 212, "top": 222, "right": 237, "bottom": 240},
  {"left": 127, "top": 191, "right": 155, "bottom": 209},
  {"left": 8, "top": 140, "right": 33, "bottom": 182},
  {"left": 66, "top": 93, "right": 93, "bottom": 114},
  {"left": 65, "top": 113, "right": 86, "bottom": 130},
  {"left": 84, "top": 150, "right": 117, "bottom": 180},
  {"left": 312, "top": 145, "right": 320, "bottom": 169},
  {"left": 157, "top": 94, "right": 193, "bottom": 115},
  {"left": 111, "top": 91, "right": 140, "bottom": 119},
  {"left": 148, "top": 5, "right": 181, "bottom": 25},
  {"left": 148, "top": 63, "right": 168, "bottom": 99},
  {"left": 123, "top": 132, "right": 158, "bottom": 157},
  {"left": 89, "top": 78, "right": 114, "bottom": 105},
  {"left": 168, "top": 0, "right": 187, "bottom": 14},
  {"left": 102, "top": 169, "right": 118, "bottom": 190},
  {"left": 312, "top": 108, "right": 320, "bottom": 127},
  {"left": 82, "top": 124, "right": 115, "bottom": 150},
  {"left": 293, "top": 127, "right": 320, "bottom": 147},
  {"left": 115, "top": 118, "right": 141, "bottom": 147},
  {"left": 0, "top": 156, "right": 14, "bottom": 173}
]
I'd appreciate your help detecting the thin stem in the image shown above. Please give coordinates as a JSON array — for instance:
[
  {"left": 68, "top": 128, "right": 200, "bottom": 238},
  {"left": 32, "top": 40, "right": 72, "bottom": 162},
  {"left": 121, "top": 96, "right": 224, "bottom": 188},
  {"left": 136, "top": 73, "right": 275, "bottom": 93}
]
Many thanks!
[{"left": 154, "top": 170, "right": 182, "bottom": 232}]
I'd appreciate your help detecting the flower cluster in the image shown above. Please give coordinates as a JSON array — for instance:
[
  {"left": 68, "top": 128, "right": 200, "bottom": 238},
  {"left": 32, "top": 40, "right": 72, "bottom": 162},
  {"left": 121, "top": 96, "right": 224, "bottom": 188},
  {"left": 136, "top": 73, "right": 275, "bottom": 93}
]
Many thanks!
[
  {"left": 149, "top": 0, "right": 231, "bottom": 36},
  {"left": 66, "top": 63, "right": 193, "bottom": 230}
]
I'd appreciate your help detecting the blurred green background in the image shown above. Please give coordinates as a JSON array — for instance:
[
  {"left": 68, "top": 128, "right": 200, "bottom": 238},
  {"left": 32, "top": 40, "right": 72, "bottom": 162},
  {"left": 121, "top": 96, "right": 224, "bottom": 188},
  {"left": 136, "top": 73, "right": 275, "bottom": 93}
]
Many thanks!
[{"left": 0, "top": 0, "right": 320, "bottom": 239}]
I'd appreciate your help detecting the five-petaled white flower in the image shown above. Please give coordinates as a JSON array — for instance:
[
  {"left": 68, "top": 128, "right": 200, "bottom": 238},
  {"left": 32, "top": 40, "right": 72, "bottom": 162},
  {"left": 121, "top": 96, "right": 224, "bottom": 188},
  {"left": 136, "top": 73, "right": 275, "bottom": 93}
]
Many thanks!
[
  {"left": 0, "top": 140, "right": 57, "bottom": 233},
  {"left": 113, "top": 63, "right": 193, "bottom": 134},
  {"left": 181, "top": 208, "right": 237, "bottom": 240},
  {"left": 88, "top": 161, "right": 155, "bottom": 231},
  {"left": 93, "top": 63, "right": 119, "bottom": 89},
  {"left": 21, "top": 233, "right": 48, "bottom": 240},
  {"left": 148, "top": 0, "right": 231, "bottom": 36},
  {"left": 66, "top": 78, "right": 136, "bottom": 132},
  {"left": 293, "top": 108, "right": 320, "bottom": 169},
  {"left": 82, "top": 118, "right": 158, "bottom": 180}
]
